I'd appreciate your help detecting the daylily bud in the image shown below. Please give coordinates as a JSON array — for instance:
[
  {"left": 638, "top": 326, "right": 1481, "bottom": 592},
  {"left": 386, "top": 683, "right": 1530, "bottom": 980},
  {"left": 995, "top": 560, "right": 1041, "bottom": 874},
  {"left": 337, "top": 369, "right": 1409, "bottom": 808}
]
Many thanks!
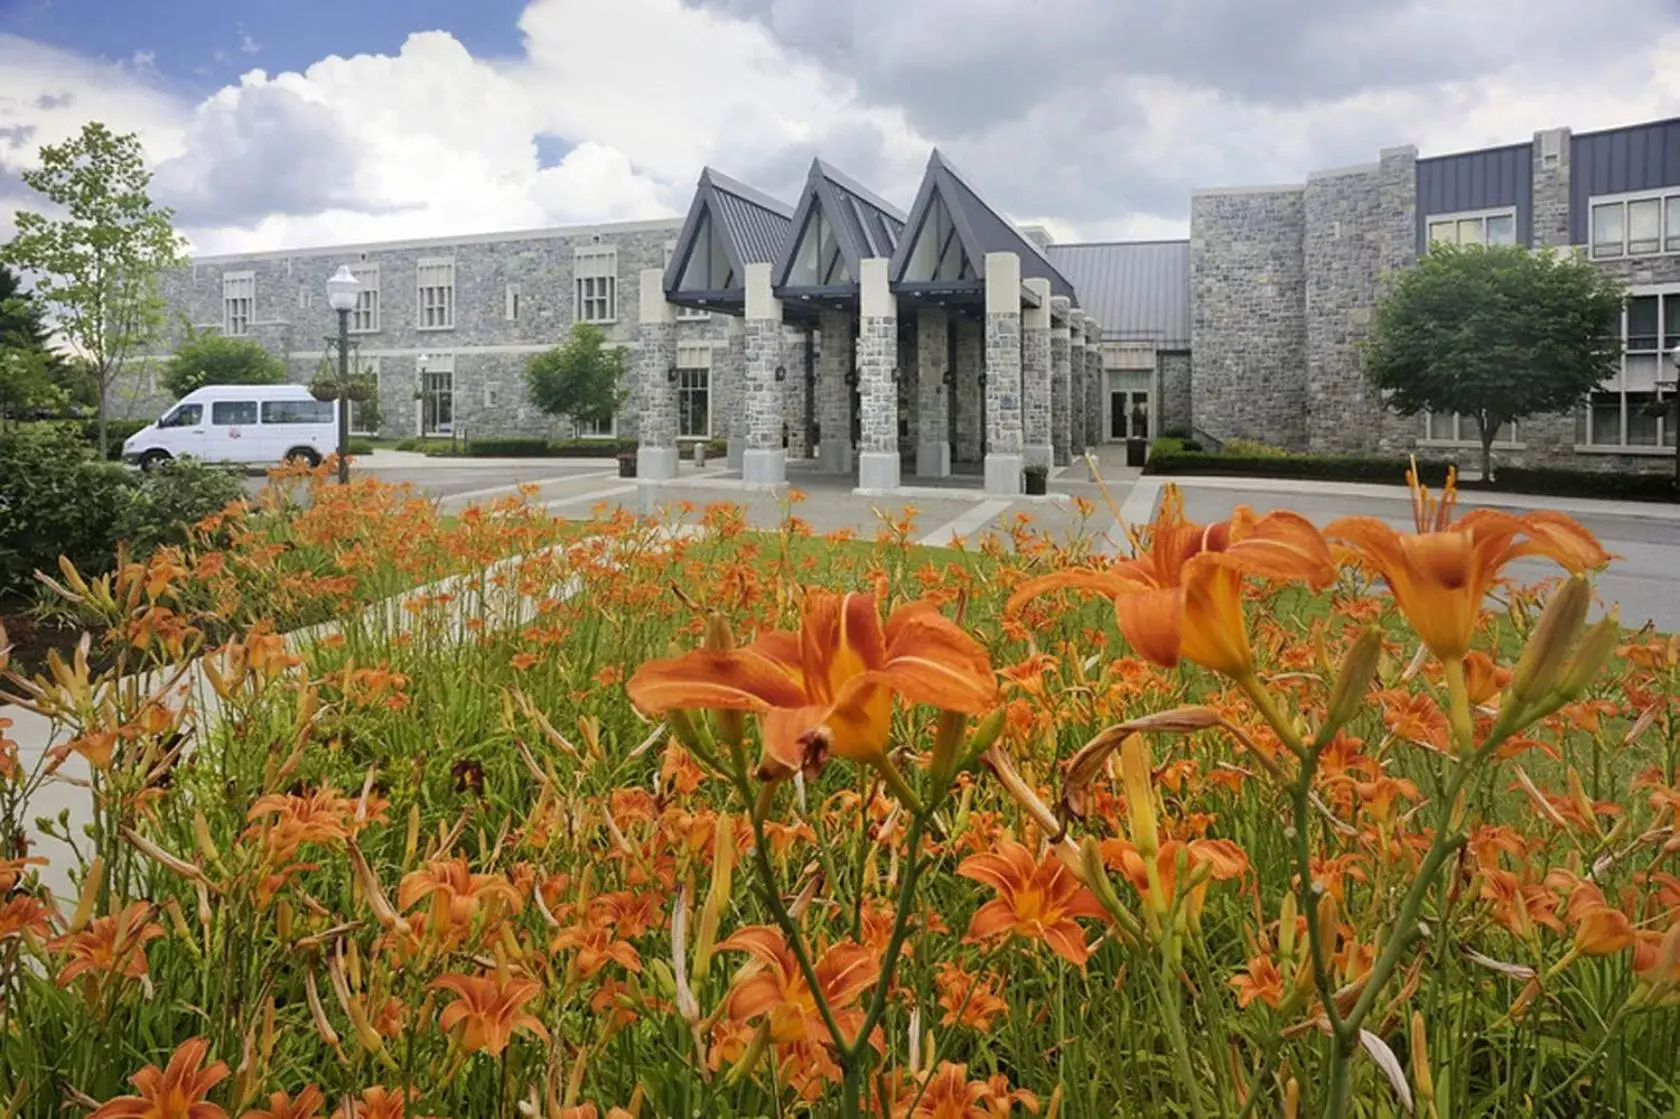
[
  {"left": 1282, "top": 1077, "right": 1300, "bottom": 1119},
  {"left": 1079, "top": 835, "right": 1128, "bottom": 923},
  {"left": 1120, "top": 735, "right": 1158, "bottom": 860},
  {"left": 1322, "top": 628, "right": 1382, "bottom": 739},
  {"left": 1313, "top": 887, "right": 1338, "bottom": 967},
  {"left": 1555, "top": 610, "right": 1621, "bottom": 701},
  {"left": 1278, "top": 891, "right": 1298, "bottom": 967},
  {"left": 1509, "top": 576, "right": 1590, "bottom": 706},
  {"left": 1411, "top": 1010, "right": 1436, "bottom": 1116},
  {"left": 930, "top": 710, "right": 968, "bottom": 785},
  {"left": 192, "top": 810, "right": 221, "bottom": 866},
  {"left": 692, "top": 815, "right": 735, "bottom": 984},
  {"left": 959, "top": 707, "right": 1007, "bottom": 772},
  {"left": 69, "top": 857, "right": 104, "bottom": 933},
  {"left": 701, "top": 616, "right": 747, "bottom": 747}
]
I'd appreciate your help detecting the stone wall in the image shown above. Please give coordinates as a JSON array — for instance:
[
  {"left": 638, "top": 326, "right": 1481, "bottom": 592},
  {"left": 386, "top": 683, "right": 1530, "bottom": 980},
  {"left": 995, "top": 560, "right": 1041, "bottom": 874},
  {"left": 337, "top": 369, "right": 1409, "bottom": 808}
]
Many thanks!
[
  {"left": 1157, "top": 351, "right": 1192, "bottom": 436},
  {"left": 1049, "top": 297, "right": 1072, "bottom": 465},
  {"left": 954, "top": 318, "right": 984, "bottom": 462},
  {"left": 1190, "top": 186, "right": 1308, "bottom": 449},
  {"left": 857, "top": 313, "right": 899, "bottom": 455},
  {"left": 985, "top": 312, "right": 1023, "bottom": 456}
]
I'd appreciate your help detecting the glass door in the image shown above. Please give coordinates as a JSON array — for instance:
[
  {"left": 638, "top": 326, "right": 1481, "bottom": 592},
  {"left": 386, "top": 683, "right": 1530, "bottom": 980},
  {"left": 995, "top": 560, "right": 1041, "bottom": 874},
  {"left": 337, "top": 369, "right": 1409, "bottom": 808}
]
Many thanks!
[{"left": 421, "top": 369, "right": 453, "bottom": 435}]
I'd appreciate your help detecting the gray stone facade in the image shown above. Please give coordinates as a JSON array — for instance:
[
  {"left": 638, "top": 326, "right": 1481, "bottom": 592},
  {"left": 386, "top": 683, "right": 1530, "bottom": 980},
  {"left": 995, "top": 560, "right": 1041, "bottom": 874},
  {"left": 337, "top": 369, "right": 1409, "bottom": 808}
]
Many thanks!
[
  {"left": 1158, "top": 351, "right": 1193, "bottom": 436},
  {"left": 857, "top": 314, "right": 898, "bottom": 455},
  {"left": 954, "top": 318, "right": 984, "bottom": 463},
  {"left": 1022, "top": 281, "right": 1052, "bottom": 470},
  {"left": 1190, "top": 186, "right": 1308, "bottom": 449},
  {"left": 1049, "top": 296, "right": 1072, "bottom": 465},
  {"left": 1083, "top": 334, "right": 1103, "bottom": 450},
  {"left": 743, "top": 317, "right": 784, "bottom": 452},
  {"left": 984, "top": 312, "right": 1023, "bottom": 456},
  {"left": 1068, "top": 312, "right": 1086, "bottom": 457},
  {"left": 817, "top": 311, "right": 853, "bottom": 473},
  {"left": 916, "top": 308, "right": 952, "bottom": 476}
]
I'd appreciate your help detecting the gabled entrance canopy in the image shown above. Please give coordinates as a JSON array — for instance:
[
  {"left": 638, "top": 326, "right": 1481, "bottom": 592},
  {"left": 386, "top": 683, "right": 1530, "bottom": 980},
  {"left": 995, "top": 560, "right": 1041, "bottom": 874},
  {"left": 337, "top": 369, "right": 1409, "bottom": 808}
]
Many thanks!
[
  {"left": 663, "top": 168, "right": 793, "bottom": 314},
  {"left": 773, "top": 159, "right": 907, "bottom": 320},
  {"left": 889, "top": 150, "right": 1073, "bottom": 310}
]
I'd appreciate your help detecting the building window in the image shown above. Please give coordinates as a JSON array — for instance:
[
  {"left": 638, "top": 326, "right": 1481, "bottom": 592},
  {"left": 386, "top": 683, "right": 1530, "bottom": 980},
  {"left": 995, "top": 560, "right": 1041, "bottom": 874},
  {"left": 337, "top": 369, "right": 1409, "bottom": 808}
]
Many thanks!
[
  {"left": 1578, "top": 290, "right": 1680, "bottom": 449},
  {"left": 1590, "top": 189, "right": 1680, "bottom": 259},
  {"left": 350, "top": 265, "right": 380, "bottom": 333},
  {"left": 1425, "top": 208, "right": 1517, "bottom": 248},
  {"left": 222, "top": 272, "right": 254, "bottom": 335},
  {"left": 483, "top": 383, "right": 500, "bottom": 409},
  {"left": 1421, "top": 411, "right": 1517, "bottom": 446},
  {"left": 417, "top": 258, "right": 455, "bottom": 330},
  {"left": 575, "top": 247, "right": 617, "bottom": 324},
  {"left": 666, "top": 241, "right": 709, "bottom": 319},
  {"left": 349, "top": 356, "right": 381, "bottom": 436},
  {"left": 577, "top": 413, "right": 616, "bottom": 439},
  {"left": 418, "top": 354, "right": 454, "bottom": 436},
  {"left": 505, "top": 284, "right": 521, "bottom": 321},
  {"left": 676, "top": 342, "right": 711, "bottom": 439}
]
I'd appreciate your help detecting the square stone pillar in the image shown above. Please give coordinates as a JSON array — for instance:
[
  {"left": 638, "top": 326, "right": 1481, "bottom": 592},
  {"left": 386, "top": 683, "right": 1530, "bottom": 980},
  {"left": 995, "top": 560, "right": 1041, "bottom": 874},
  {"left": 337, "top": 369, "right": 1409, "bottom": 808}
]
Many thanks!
[
  {"left": 1068, "top": 311, "right": 1087, "bottom": 457},
  {"left": 916, "top": 306, "right": 951, "bottom": 477},
  {"left": 1084, "top": 320, "right": 1104, "bottom": 447},
  {"left": 855, "top": 258, "right": 900, "bottom": 492},
  {"left": 783, "top": 326, "right": 812, "bottom": 461},
  {"left": 634, "top": 269, "right": 679, "bottom": 481},
  {"left": 816, "top": 310, "right": 853, "bottom": 474},
  {"left": 1022, "top": 277, "right": 1052, "bottom": 471},
  {"left": 741, "top": 262, "right": 786, "bottom": 486},
  {"left": 722, "top": 318, "right": 745, "bottom": 471},
  {"left": 1050, "top": 295, "right": 1072, "bottom": 466},
  {"left": 983, "top": 251, "right": 1024, "bottom": 496},
  {"left": 953, "top": 318, "right": 984, "bottom": 463}
]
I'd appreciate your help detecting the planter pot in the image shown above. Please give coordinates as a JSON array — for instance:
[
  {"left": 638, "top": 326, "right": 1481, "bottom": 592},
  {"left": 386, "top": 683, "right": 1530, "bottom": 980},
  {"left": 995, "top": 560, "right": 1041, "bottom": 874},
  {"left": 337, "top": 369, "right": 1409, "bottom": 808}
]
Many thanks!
[
  {"left": 1023, "top": 471, "right": 1048, "bottom": 496},
  {"left": 346, "top": 383, "right": 374, "bottom": 403},
  {"left": 617, "top": 453, "right": 637, "bottom": 479},
  {"left": 309, "top": 383, "right": 341, "bottom": 402}
]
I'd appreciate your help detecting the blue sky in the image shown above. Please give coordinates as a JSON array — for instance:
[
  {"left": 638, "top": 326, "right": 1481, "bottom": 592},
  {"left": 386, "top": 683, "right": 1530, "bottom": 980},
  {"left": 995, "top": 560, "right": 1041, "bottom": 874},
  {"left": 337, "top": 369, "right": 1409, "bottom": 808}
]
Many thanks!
[{"left": 0, "top": 0, "right": 528, "bottom": 92}]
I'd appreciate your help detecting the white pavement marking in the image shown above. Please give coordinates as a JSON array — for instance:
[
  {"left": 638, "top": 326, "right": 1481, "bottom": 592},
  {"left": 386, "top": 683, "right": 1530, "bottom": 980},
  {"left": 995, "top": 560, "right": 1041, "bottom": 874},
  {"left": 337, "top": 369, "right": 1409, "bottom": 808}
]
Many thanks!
[
  {"left": 440, "top": 472, "right": 612, "bottom": 506},
  {"left": 917, "top": 499, "right": 1015, "bottom": 548},
  {"left": 1099, "top": 477, "right": 1161, "bottom": 555},
  {"left": 541, "top": 483, "right": 639, "bottom": 511}
]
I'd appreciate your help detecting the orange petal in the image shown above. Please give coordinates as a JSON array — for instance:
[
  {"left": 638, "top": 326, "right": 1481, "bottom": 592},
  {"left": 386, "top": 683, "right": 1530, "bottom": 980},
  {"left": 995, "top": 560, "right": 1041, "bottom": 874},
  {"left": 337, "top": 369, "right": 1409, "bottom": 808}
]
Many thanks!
[
  {"left": 759, "top": 704, "right": 831, "bottom": 779},
  {"left": 1510, "top": 511, "right": 1613, "bottom": 573},
  {"left": 965, "top": 898, "right": 1019, "bottom": 941},
  {"left": 817, "top": 677, "right": 893, "bottom": 764},
  {"left": 1179, "top": 558, "right": 1252, "bottom": 678},
  {"left": 1112, "top": 585, "right": 1185, "bottom": 669},
  {"left": 880, "top": 607, "right": 998, "bottom": 714},
  {"left": 1005, "top": 569, "right": 1147, "bottom": 616},
  {"left": 626, "top": 650, "right": 806, "bottom": 715},
  {"left": 1041, "top": 920, "right": 1095, "bottom": 968},
  {"left": 1225, "top": 509, "right": 1337, "bottom": 588},
  {"left": 798, "top": 591, "right": 887, "bottom": 705}
]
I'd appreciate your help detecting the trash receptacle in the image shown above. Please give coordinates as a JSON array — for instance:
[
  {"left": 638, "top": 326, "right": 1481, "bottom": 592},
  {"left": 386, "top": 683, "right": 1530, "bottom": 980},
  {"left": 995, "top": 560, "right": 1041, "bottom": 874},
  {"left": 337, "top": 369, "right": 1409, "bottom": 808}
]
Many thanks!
[{"left": 1126, "top": 438, "right": 1147, "bottom": 468}]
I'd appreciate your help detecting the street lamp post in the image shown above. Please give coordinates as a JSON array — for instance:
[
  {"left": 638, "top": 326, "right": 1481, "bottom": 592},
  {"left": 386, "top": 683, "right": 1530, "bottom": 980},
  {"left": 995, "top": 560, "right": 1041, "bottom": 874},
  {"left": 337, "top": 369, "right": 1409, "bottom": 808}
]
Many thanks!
[{"left": 325, "top": 266, "right": 361, "bottom": 484}]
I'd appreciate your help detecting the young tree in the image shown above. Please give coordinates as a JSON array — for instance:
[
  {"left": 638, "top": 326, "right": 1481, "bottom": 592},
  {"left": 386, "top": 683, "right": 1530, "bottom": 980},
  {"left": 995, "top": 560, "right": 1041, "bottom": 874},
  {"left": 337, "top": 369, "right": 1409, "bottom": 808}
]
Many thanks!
[
  {"left": 1363, "top": 244, "right": 1626, "bottom": 480},
  {"left": 0, "top": 265, "right": 66, "bottom": 422},
  {"left": 524, "top": 322, "right": 628, "bottom": 432},
  {"left": 0, "top": 122, "right": 186, "bottom": 455},
  {"left": 161, "top": 327, "right": 286, "bottom": 399}
]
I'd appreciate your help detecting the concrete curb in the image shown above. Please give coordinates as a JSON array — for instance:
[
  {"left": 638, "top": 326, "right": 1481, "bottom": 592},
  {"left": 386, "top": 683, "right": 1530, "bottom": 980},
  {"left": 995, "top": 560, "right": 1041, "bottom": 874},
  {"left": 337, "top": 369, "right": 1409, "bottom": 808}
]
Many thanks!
[{"left": 1151, "top": 473, "right": 1680, "bottom": 522}]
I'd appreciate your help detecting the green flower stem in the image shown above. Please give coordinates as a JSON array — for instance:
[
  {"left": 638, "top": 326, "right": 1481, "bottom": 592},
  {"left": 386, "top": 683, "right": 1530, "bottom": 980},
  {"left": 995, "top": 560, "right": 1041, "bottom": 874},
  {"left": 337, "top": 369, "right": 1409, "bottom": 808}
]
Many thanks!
[{"left": 845, "top": 807, "right": 929, "bottom": 1063}]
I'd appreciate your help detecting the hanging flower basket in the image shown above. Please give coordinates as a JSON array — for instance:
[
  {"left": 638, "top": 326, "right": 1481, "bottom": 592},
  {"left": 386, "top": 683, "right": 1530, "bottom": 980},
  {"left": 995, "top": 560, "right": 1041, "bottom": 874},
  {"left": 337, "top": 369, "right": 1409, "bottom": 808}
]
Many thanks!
[
  {"left": 345, "top": 379, "right": 375, "bottom": 403},
  {"left": 1639, "top": 396, "right": 1669, "bottom": 419},
  {"left": 309, "top": 380, "right": 341, "bottom": 402}
]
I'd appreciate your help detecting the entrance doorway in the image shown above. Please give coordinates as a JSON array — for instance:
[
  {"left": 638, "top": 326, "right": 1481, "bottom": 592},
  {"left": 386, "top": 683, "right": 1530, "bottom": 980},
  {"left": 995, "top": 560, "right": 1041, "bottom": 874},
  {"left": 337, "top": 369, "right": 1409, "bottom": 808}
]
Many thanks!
[{"left": 1108, "top": 389, "right": 1149, "bottom": 441}]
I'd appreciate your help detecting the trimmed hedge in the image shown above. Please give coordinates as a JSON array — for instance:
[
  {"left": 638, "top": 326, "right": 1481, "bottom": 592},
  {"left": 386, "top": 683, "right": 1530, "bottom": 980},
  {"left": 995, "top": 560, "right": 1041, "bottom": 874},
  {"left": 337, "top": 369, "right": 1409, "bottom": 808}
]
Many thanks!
[{"left": 1145, "top": 442, "right": 1677, "bottom": 502}]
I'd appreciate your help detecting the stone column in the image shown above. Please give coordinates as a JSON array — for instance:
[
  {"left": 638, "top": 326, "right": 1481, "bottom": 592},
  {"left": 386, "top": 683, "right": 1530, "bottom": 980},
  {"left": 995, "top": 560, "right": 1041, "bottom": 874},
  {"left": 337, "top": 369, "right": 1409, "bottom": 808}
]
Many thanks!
[
  {"left": 1068, "top": 311, "right": 1087, "bottom": 457},
  {"left": 916, "top": 307, "right": 951, "bottom": 477},
  {"left": 722, "top": 318, "right": 745, "bottom": 471},
  {"left": 782, "top": 326, "right": 811, "bottom": 461},
  {"left": 817, "top": 310, "right": 853, "bottom": 474},
  {"left": 954, "top": 318, "right": 984, "bottom": 463},
  {"left": 634, "top": 269, "right": 679, "bottom": 481},
  {"left": 983, "top": 252, "right": 1024, "bottom": 496},
  {"left": 1050, "top": 295, "right": 1072, "bottom": 465},
  {"left": 1531, "top": 128, "right": 1572, "bottom": 249},
  {"left": 741, "top": 262, "right": 786, "bottom": 486},
  {"left": 1084, "top": 321, "right": 1104, "bottom": 448},
  {"left": 1022, "top": 277, "right": 1052, "bottom": 471},
  {"left": 855, "top": 258, "right": 900, "bottom": 491}
]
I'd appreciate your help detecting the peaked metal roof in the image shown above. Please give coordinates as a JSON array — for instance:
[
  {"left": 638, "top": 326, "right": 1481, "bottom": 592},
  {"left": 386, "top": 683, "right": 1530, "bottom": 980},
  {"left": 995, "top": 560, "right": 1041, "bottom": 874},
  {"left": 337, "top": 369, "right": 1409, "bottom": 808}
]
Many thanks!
[
  {"left": 1046, "top": 240, "right": 1191, "bottom": 349},
  {"left": 890, "top": 150, "right": 1076, "bottom": 300},
  {"left": 664, "top": 167, "right": 793, "bottom": 297},
  {"left": 773, "top": 159, "right": 907, "bottom": 290}
]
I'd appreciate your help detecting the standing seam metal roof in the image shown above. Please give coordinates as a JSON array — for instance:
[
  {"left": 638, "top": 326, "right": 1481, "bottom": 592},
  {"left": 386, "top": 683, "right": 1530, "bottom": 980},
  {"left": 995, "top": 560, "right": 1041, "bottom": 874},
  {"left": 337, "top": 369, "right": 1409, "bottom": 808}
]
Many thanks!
[
  {"left": 1045, "top": 240, "right": 1191, "bottom": 349},
  {"left": 703, "top": 168, "right": 794, "bottom": 267}
]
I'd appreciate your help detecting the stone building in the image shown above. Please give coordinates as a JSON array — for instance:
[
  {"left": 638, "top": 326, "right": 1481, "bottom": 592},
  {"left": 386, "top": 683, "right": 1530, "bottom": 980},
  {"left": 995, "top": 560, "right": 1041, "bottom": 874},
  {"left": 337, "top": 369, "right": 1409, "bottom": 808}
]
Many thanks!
[
  {"left": 140, "top": 111, "right": 1680, "bottom": 481},
  {"left": 1192, "top": 115, "right": 1680, "bottom": 471}
]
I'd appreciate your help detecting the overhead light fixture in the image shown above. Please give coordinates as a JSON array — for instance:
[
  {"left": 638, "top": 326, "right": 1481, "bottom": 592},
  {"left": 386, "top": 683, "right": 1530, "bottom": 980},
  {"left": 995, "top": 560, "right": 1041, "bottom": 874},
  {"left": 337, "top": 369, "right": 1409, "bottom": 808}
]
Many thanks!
[
  {"left": 774, "top": 365, "right": 787, "bottom": 382},
  {"left": 666, "top": 364, "right": 679, "bottom": 384}
]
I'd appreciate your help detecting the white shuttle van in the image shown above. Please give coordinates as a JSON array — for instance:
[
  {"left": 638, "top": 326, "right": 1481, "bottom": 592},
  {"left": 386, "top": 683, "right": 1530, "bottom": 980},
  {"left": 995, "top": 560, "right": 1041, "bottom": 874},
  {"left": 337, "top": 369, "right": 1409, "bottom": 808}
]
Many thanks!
[{"left": 123, "top": 385, "right": 340, "bottom": 470}]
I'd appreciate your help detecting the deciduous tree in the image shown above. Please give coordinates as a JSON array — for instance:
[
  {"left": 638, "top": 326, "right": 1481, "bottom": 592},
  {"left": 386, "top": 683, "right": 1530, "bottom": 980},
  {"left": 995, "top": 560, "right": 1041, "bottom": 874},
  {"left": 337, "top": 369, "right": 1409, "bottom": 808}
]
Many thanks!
[
  {"left": 523, "top": 323, "right": 627, "bottom": 433},
  {"left": 161, "top": 327, "right": 286, "bottom": 399},
  {"left": 1363, "top": 244, "right": 1626, "bottom": 480},
  {"left": 0, "top": 122, "right": 186, "bottom": 455}
]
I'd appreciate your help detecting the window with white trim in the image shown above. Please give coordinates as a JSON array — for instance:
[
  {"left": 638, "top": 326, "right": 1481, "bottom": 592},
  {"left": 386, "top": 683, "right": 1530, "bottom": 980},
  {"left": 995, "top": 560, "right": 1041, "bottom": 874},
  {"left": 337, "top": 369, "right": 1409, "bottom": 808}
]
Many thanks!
[
  {"left": 575, "top": 247, "right": 617, "bottom": 324},
  {"left": 676, "top": 342, "right": 712, "bottom": 439},
  {"left": 577, "top": 412, "right": 616, "bottom": 439},
  {"left": 483, "top": 383, "right": 500, "bottom": 409},
  {"left": 418, "top": 353, "right": 454, "bottom": 436},
  {"left": 350, "top": 265, "right": 380, "bottom": 333},
  {"left": 1590, "top": 190, "right": 1680, "bottom": 259},
  {"left": 222, "top": 272, "right": 254, "bottom": 335},
  {"left": 1421, "top": 411, "right": 1518, "bottom": 446},
  {"left": 1577, "top": 290, "right": 1680, "bottom": 449},
  {"left": 1425, "top": 208, "right": 1518, "bottom": 248},
  {"left": 416, "top": 258, "right": 455, "bottom": 330},
  {"left": 505, "top": 284, "right": 521, "bottom": 321},
  {"left": 349, "top": 356, "right": 381, "bottom": 436}
]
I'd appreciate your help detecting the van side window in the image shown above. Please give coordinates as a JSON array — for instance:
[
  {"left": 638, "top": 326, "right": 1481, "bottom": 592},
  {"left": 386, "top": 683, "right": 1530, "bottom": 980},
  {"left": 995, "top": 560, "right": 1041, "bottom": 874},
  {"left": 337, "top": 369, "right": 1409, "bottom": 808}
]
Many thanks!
[
  {"left": 211, "top": 401, "right": 259, "bottom": 426},
  {"left": 261, "top": 400, "right": 334, "bottom": 424},
  {"left": 161, "top": 404, "right": 202, "bottom": 428}
]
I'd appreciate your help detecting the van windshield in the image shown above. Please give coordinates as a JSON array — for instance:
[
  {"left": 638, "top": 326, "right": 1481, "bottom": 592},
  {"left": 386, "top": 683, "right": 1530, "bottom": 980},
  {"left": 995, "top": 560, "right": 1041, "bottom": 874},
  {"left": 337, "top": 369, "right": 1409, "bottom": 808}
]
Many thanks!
[{"left": 160, "top": 404, "right": 202, "bottom": 428}]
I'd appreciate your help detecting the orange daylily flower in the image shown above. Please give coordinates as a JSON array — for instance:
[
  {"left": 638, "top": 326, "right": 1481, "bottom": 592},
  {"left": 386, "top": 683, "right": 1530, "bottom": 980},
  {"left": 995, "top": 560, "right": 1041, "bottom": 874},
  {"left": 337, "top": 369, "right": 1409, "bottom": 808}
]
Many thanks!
[
  {"left": 628, "top": 590, "right": 997, "bottom": 780},
  {"left": 1230, "top": 954, "right": 1285, "bottom": 1009},
  {"left": 1328, "top": 466, "right": 1608, "bottom": 662},
  {"left": 241, "top": 1086, "right": 326, "bottom": 1119},
  {"left": 902, "top": 1062, "right": 1040, "bottom": 1118},
  {"left": 398, "top": 858, "right": 523, "bottom": 929},
  {"left": 0, "top": 895, "right": 54, "bottom": 942},
  {"left": 89, "top": 1037, "right": 229, "bottom": 1119},
  {"left": 717, "top": 924, "right": 880, "bottom": 1048},
  {"left": 333, "top": 1088, "right": 410, "bottom": 1119},
  {"left": 429, "top": 972, "right": 549, "bottom": 1055},
  {"left": 957, "top": 840, "right": 1109, "bottom": 967},
  {"left": 50, "top": 900, "right": 164, "bottom": 988},
  {"left": 1008, "top": 488, "right": 1334, "bottom": 678}
]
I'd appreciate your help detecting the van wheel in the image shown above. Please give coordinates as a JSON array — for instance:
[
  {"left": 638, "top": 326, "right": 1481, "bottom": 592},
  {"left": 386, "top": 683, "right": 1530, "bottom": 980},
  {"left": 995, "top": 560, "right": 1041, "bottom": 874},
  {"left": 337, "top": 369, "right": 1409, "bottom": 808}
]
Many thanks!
[
  {"left": 286, "top": 447, "right": 322, "bottom": 469},
  {"left": 138, "top": 450, "right": 172, "bottom": 472}
]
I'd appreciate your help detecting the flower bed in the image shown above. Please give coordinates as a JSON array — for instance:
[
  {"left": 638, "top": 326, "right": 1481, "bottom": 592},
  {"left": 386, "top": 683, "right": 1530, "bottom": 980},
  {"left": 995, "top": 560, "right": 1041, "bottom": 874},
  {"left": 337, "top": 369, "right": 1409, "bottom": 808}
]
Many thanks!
[{"left": 1, "top": 471, "right": 1677, "bottom": 1118}]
